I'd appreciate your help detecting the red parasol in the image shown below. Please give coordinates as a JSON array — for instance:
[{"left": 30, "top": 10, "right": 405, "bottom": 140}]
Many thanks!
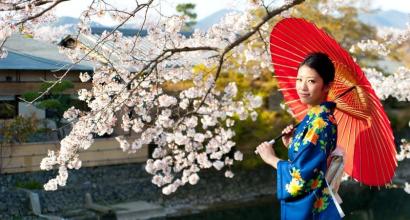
[{"left": 269, "top": 18, "right": 397, "bottom": 186}]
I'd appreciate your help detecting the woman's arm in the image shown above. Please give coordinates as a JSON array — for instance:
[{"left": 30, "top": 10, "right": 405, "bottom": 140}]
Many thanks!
[{"left": 256, "top": 142, "right": 281, "bottom": 169}]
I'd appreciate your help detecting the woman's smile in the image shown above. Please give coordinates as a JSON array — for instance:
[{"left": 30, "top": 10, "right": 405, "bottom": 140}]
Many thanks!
[{"left": 298, "top": 93, "right": 310, "bottom": 97}]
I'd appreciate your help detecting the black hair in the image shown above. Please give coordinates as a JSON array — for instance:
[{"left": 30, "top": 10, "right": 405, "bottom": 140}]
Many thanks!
[{"left": 298, "top": 52, "right": 335, "bottom": 86}]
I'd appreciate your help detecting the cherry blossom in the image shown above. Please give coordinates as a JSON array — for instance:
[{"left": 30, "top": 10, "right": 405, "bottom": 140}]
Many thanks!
[{"left": 225, "top": 170, "right": 235, "bottom": 178}]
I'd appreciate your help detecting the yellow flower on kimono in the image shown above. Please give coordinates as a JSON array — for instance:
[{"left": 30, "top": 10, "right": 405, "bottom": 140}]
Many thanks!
[
  {"left": 304, "top": 128, "right": 320, "bottom": 145},
  {"left": 290, "top": 167, "right": 302, "bottom": 181},
  {"left": 312, "top": 117, "right": 327, "bottom": 130},
  {"left": 286, "top": 178, "right": 303, "bottom": 196},
  {"left": 286, "top": 168, "right": 305, "bottom": 196},
  {"left": 309, "top": 106, "right": 322, "bottom": 116}
]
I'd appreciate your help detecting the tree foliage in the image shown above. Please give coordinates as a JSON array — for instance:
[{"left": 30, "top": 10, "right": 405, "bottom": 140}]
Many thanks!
[
  {"left": 0, "top": 115, "right": 38, "bottom": 144},
  {"left": 176, "top": 3, "right": 198, "bottom": 31}
]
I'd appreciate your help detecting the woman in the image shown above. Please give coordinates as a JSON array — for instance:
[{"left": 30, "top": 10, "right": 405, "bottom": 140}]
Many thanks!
[{"left": 257, "top": 52, "right": 342, "bottom": 219}]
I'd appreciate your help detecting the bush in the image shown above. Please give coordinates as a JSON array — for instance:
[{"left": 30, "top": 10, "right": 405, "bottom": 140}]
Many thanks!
[
  {"left": 15, "top": 180, "right": 43, "bottom": 190},
  {"left": 0, "top": 115, "right": 38, "bottom": 144}
]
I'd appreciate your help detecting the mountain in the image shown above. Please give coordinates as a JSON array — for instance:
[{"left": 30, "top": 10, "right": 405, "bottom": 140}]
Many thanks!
[
  {"left": 51, "top": 16, "right": 78, "bottom": 27},
  {"left": 194, "top": 9, "right": 238, "bottom": 31},
  {"left": 358, "top": 9, "right": 409, "bottom": 29},
  {"left": 52, "top": 9, "right": 408, "bottom": 35},
  {"left": 51, "top": 16, "right": 141, "bottom": 36},
  {"left": 51, "top": 16, "right": 107, "bottom": 28},
  {"left": 194, "top": 9, "right": 408, "bottom": 31}
]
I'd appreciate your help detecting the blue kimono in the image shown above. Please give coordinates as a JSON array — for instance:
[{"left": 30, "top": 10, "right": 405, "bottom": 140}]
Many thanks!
[{"left": 276, "top": 101, "right": 342, "bottom": 220}]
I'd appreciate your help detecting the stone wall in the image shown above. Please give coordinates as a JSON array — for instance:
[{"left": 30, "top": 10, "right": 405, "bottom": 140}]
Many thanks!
[{"left": 0, "top": 162, "right": 275, "bottom": 219}]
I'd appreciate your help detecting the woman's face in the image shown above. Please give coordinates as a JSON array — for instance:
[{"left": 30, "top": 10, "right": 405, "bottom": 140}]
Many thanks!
[{"left": 296, "top": 65, "right": 329, "bottom": 107}]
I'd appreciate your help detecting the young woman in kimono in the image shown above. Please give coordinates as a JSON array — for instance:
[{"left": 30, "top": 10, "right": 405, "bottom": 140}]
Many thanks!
[{"left": 257, "top": 52, "right": 342, "bottom": 220}]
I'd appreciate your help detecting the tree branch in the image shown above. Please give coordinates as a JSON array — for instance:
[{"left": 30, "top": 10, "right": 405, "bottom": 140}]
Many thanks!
[
  {"left": 0, "top": 0, "right": 55, "bottom": 11},
  {"left": 15, "top": 0, "right": 71, "bottom": 25}
]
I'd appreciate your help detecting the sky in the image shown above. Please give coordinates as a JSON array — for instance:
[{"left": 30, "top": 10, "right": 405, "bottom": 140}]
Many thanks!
[
  {"left": 54, "top": 0, "right": 246, "bottom": 21},
  {"left": 53, "top": 0, "right": 410, "bottom": 26},
  {"left": 372, "top": 0, "right": 410, "bottom": 13}
]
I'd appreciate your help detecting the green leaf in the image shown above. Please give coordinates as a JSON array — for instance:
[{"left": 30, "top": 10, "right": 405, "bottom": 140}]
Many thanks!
[
  {"left": 38, "top": 99, "right": 62, "bottom": 109},
  {"left": 22, "top": 92, "right": 41, "bottom": 102},
  {"left": 40, "top": 80, "right": 74, "bottom": 94}
]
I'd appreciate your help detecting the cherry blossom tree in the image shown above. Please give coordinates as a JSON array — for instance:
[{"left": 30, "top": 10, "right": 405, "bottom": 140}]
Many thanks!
[{"left": 1, "top": 0, "right": 307, "bottom": 194}]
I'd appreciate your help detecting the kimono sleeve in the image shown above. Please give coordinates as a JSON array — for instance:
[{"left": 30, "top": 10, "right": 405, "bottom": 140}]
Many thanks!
[{"left": 276, "top": 117, "right": 331, "bottom": 200}]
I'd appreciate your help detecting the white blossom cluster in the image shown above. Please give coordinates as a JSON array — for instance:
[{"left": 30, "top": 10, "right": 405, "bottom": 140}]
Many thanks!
[
  {"left": 138, "top": 78, "right": 257, "bottom": 194},
  {"left": 397, "top": 139, "right": 410, "bottom": 162},
  {"left": 350, "top": 23, "right": 410, "bottom": 57},
  {"left": 363, "top": 67, "right": 410, "bottom": 102},
  {"left": 30, "top": 1, "right": 275, "bottom": 194},
  {"left": 350, "top": 39, "right": 390, "bottom": 56},
  {"left": 317, "top": 0, "right": 349, "bottom": 16},
  {"left": 40, "top": 116, "right": 94, "bottom": 190},
  {"left": 382, "top": 23, "right": 410, "bottom": 47},
  {"left": 404, "top": 182, "right": 410, "bottom": 194}
]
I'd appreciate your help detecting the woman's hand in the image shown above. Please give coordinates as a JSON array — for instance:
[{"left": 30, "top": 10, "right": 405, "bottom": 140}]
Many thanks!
[
  {"left": 281, "top": 124, "right": 295, "bottom": 148},
  {"left": 256, "top": 142, "right": 280, "bottom": 169}
]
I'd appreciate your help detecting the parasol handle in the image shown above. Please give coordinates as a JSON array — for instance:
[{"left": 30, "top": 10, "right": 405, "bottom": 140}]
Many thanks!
[
  {"left": 267, "top": 123, "right": 300, "bottom": 145},
  {"left": 254, "top": 124, "right": 301, "bottom": 154},
  {"left": 263, "top": 86, "right": 357, "bottom": 147}
]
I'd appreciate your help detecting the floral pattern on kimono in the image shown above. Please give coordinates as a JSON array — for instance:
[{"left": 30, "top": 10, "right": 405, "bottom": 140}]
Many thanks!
[{"left": 276, "top": 101, "right": 341, "bottom": 220}]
